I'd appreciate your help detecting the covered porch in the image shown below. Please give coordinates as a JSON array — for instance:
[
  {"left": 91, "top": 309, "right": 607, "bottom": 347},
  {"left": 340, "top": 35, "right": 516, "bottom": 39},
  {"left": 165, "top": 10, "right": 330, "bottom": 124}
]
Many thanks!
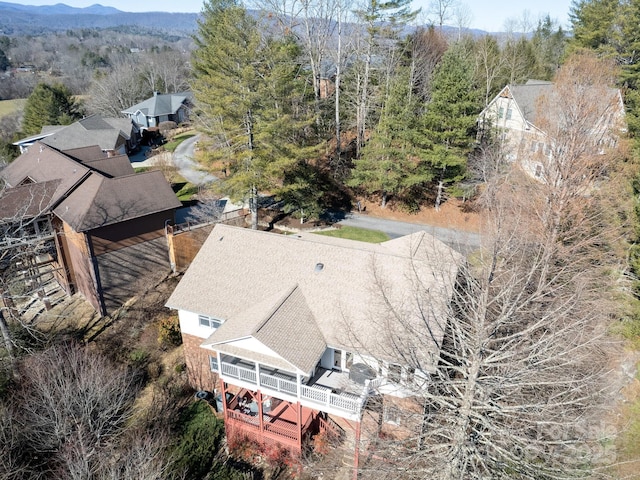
[{"left": 217, "top": 354, "right": 376, "bottom": 419}]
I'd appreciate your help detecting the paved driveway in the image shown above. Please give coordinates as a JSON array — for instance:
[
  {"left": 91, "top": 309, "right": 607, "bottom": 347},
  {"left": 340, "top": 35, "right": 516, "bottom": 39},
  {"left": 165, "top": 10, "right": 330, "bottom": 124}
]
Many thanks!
[{"left": 338, "top": 212, "right": 481, "bottom": 254}]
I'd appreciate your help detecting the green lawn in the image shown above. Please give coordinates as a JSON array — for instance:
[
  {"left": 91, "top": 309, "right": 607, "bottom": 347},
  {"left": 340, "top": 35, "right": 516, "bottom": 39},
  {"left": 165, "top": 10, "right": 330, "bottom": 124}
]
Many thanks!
[
  {"left": 0, "top": 99, "right": 26, "bottom": 117},
  {"left": 173, "top": 181, "right": 198, "bottom": 201},
  {"left": 164, "top": 132, "right": 196, "bottom": 153},
  {"left": 313, "top": 225, "right": 389, "bottom": 243}
]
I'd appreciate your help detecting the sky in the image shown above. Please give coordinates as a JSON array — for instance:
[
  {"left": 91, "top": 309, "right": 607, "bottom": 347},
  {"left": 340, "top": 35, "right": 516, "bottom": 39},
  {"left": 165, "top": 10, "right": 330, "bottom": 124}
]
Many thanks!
[{"left": 7, "top": 0, "right": 574, "bottom": 32}]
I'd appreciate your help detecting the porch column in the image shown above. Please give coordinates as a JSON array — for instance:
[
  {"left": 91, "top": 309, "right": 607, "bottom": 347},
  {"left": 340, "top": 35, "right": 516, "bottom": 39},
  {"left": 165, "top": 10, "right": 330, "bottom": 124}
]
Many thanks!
[
  {"left": 256, "top": 362, "right": 261, "bottom": 388},
  {"left": 219, "top": 378, "right": 227, "bottom": 416},
  {"left": 257, "top": 390, "right": 264, "bottom": 434},
  {"left": 296, "top": 373, "right": 301, "bottom": 399},
  {"left": 353, "top": 421, "right": 361, "bottom": 480},
  {"left": 216, "top": 350, "right": 222, "bottom": 375},
  {"left": 297, "top": 401, "right": 303, "bottom": 452}
]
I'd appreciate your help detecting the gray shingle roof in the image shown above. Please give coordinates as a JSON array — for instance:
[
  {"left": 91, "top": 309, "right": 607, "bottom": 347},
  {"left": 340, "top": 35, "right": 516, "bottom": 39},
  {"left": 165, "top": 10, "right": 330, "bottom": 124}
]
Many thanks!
[
  {"left": 167, "top": 224, "right": 463, "bottom": 371},
  {"left": 508, "top": 82, "right": 554, "bottom": 124},
  {"left": 121, "top": 93, "right": 189, "bottom": 117},
  {"left": 38, "top": 115, "right": 132, "bottom": 151}
]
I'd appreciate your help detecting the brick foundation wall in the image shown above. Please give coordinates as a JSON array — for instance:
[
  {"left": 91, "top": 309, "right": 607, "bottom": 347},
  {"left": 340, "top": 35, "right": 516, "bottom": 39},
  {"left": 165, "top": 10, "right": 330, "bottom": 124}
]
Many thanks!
[{"left": 182, "top": 332, "right": 218, "bottom": 392}]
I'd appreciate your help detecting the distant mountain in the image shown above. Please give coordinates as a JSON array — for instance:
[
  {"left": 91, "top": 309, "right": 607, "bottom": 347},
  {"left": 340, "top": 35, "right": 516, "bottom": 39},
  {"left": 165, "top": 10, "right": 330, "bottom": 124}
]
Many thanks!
[
  {"left": 0, "top": 1, "right": 199, "bottom": 35},
  {"left": 0, "top": 2, "right": 121, "bottom": 15}
]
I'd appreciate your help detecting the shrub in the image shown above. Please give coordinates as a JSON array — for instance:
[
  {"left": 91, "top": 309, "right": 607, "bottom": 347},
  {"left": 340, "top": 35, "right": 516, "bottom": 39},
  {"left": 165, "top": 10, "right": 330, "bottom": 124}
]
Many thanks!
[
  {"left": 129, "top": 348, "right": 149, "bottom": 366},
  {"left": 157, "top": 315, "right": 182, "bottom": 347}
]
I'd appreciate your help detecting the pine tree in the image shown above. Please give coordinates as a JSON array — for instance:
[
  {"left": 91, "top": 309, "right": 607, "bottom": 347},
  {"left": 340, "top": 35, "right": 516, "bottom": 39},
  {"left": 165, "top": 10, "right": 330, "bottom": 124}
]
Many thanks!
[
  {"left": 349, "top": 65, "right": 433, "bottom": 209},
  {"left": 192, "top": 0, "right": 318, "bottom": 228},
  {"left": 21, "top": 83, "right": 81, "bottom": 136},
  {"left": 421, "top": 43, "right": 481, "bottom": 209}
]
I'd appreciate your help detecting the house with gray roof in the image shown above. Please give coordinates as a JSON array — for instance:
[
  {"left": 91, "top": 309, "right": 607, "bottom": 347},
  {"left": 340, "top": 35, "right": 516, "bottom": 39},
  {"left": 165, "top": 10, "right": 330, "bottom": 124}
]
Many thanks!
[
  {"left": 13, "top": 115, "right": 141, "bottom": 155},
  {"left": 121, "top": 91, "right": 192, "bottom": 131},
  {"left": 0, "top": 142, "right": 181, "bottom": 314},
  {"left": 166, "top": 224, "right": 463, "bottom": 459},
  {"left": 477, "top": 80, "right": 625, "bottom": 178}
]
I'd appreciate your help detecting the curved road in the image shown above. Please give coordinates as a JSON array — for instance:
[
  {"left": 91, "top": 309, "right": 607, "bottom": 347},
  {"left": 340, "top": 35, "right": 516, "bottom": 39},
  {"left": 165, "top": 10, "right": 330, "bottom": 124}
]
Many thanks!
[
  {"left": 173, "top": 134, "right": 217, "bottom": 186},
  {"left": 171, "top": 134, "right": 480, "bottom": 252},
  {"left": 338, "top": 213, "right": 481, "bottom": 254}
]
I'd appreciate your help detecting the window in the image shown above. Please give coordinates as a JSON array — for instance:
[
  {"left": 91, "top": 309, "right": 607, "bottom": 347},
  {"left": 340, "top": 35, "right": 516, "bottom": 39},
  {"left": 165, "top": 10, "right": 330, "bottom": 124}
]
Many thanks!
[
  {"left": 209, "top": 355, "right": 219, "bottom": 372},
  {"left": 498, "top": 107, "right": 504, "bottom": 119},
  {"left": 535, "top": 164, "right": 543, "bottom": 177},
  {"left": 346, "top": 352, "right": 353, "bottom": 369},
  {"left": 333, "top": 349, "right": 342, "bottom": 370},
  {"left": 506, "top": 108, "right": 513, "bottom": 120},
  {"left": 199, "top": 315, "right": 223, "bottom": 329}
]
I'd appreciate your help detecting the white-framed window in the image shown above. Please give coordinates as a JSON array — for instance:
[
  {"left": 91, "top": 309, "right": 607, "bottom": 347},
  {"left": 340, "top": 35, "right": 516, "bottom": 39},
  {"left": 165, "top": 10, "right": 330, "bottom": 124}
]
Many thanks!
[
  {"left": 199, "top": 314, "right": 223, "bottom": 329},
  {"left": 506, "top": 108, "right": 513, "bottom": 120},
  {"left": 498, "top": 107, "right": 504, "bottom": 119},
  {"left": 535, "top": 164, "right": 543, "bottom": 177},
  {"left": 209, "top": 355, "right": 219, "bottom": 372}
]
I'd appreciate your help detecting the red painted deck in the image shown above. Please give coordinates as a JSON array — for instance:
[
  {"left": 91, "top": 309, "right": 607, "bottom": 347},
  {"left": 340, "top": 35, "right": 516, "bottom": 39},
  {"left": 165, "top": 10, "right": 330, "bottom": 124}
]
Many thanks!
[{"left": 222, "top": 384, "right": 318, "bottom": 454}]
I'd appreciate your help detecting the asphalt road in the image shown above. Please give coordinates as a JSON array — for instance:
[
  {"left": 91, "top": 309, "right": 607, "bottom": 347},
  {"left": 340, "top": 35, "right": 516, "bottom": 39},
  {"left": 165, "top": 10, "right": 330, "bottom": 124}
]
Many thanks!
[
  {"left": 166, "top": 134, "right": 481, "bottom": 253},
  {"left": 172, "top": 134, "right": 217, "bottom": 186},
  {"left": 338, "top": 212, "right": 482, "bottom": 254}
]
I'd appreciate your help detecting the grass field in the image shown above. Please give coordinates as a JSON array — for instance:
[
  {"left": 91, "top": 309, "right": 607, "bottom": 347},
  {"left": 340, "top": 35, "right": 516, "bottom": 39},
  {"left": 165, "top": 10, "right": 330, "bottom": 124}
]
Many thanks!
[
  {"left": 313, "top": 225, "right": 389, "bottom": 243},
  {"left": 0, "top": 99, "right": 26, "bottom": 117}
]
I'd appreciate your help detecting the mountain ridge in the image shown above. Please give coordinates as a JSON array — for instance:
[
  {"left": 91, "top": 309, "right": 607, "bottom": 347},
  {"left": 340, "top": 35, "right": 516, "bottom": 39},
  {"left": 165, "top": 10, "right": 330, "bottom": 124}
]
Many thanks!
[{"left": 0, "top": 1, "right": 200, "bottom": 35}]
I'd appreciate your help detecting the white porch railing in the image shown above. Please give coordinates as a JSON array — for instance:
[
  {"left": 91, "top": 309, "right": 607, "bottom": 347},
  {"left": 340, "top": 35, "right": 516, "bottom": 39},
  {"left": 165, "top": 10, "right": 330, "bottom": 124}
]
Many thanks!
[
  {"left": 221, "top": 362, "right": 257, "bottom": 384},
  {"left": 259, "top": 372, "right": 298, "bottom": 396},
  {"left": 220, "top": 360, "right": 367, "bottom": 416},
  {"left": 300, "top": 384, "right": 362, "bottom": 415}
]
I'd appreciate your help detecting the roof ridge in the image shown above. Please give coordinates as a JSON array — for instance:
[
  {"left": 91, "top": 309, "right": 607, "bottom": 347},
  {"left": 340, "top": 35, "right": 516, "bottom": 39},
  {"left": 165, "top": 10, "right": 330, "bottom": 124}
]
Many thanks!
[
  {"left": 74, "top": 172, "right": 105, "bottom": 229},
  {"left": 253, "top": 284, "right": 300, "bottom": 335}
]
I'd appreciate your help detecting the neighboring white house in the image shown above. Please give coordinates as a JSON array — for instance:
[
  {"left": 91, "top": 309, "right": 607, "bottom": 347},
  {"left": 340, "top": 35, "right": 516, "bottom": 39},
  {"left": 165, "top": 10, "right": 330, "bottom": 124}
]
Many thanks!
[
  {"left": 121, "top": 91, "right": 192, "bottom": 131},
  {"left": 13, "top": 115, "right": 140, "bottom": 155},
  {"left": 477, "top": 79, "right": 626, "bottom": 178},
  {"left": 165, "top": 224, "right": 463, "bottom": 458}
]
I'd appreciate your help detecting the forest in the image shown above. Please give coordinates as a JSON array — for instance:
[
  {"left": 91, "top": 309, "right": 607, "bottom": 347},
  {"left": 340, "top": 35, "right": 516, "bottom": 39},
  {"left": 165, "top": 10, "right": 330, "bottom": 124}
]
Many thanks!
[{"left": 1, "top": 0, "right": 640, "bottom": 478}]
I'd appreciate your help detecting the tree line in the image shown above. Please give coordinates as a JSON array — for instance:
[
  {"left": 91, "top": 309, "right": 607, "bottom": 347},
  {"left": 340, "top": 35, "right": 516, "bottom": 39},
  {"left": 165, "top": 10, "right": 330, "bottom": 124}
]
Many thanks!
[{"left": 192, "top": 0, "right": 569, "bottom": 225}]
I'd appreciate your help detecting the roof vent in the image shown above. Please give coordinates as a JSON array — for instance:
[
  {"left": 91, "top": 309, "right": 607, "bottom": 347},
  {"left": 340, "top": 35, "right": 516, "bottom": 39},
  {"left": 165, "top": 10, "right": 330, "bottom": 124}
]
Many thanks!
[{"left": 315, "top": 262, "right": 324, "bottom": 273}]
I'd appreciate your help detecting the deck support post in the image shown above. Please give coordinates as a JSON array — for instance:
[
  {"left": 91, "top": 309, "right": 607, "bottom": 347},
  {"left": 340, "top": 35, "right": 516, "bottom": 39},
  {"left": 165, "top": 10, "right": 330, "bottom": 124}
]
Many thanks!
[{"left": 353, "top": 420, "right": 361, "bottom": 480}]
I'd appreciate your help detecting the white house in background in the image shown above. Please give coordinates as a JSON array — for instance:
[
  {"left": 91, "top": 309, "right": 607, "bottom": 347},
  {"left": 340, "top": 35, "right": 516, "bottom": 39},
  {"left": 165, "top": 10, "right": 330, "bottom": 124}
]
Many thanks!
[
  {"left": 477, "top": 79, "right": 626, "bottom": 178},
  {"left": 13, "top": 115, "right": 140, "bottom": 155},
  {"left": 165, "top": 224, "right": 463, "bottom": 463},
  {"left": 121, "top": 91, "right": 192, "bottom": 131}
]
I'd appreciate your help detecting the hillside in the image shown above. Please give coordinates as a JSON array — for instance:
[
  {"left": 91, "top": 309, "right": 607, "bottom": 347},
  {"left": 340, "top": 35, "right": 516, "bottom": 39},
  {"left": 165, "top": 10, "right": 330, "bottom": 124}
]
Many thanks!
[{"left": 0, "top": 2, "right": 200, "bottom": 35}]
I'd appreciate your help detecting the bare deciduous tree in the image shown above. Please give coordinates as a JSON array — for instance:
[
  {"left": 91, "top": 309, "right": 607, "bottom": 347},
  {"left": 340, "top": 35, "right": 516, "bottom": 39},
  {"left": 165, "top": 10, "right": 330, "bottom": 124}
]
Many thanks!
[
  {"left": 14, "top": 343, "right": 140, "bottom": 478},
  {"left": 353, "top": 52, "right": 628, "bottom": 479}
]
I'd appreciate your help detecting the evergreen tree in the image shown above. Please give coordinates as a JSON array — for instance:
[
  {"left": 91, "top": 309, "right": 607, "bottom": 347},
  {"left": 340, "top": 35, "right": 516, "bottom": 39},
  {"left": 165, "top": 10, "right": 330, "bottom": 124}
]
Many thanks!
[
  {"left": 0, "top": 48, "right": 9, "bottom": 72},
  {"left": 349, "top": 65, "right": 433, "bottom": 209},
  {"left": 21, "top": 83, "right": 81, "bottom": 136},
  {"left": 192, "top": 0, "right": 318, "bottom": 228},
  {"left": 353, "top": 0, "right": 420, "bottom": 156},
  {"left": 569, "top": 0, "right": 619, "bottom": 55},
  {"left": 530, "top": 15, "right": 567, "bottom": 80},
  {"left": 421, "top": 43, "right": 482, "bottom": 208}
]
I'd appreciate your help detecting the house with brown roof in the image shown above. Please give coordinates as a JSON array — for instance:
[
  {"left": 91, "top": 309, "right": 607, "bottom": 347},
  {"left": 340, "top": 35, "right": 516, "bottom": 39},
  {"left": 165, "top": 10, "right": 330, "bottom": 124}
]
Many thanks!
[
  {"left": 166, "top": 224, "right": 462, "bottom": 464},
  {"left": 0, "top": 141, "right": 182, "bottom": 314},
  {"left": 477, "top": 80, "right": 625, "bottom": 178},
  {"left": 13, "top": 115, "right": 141, "bottom": 155}
]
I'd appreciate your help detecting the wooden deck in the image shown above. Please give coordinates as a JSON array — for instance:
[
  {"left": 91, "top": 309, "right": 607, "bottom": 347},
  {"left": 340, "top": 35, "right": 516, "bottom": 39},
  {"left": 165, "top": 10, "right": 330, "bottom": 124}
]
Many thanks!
[{"left": 223, "top": 386, "right": 318, "bottom": 454}]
